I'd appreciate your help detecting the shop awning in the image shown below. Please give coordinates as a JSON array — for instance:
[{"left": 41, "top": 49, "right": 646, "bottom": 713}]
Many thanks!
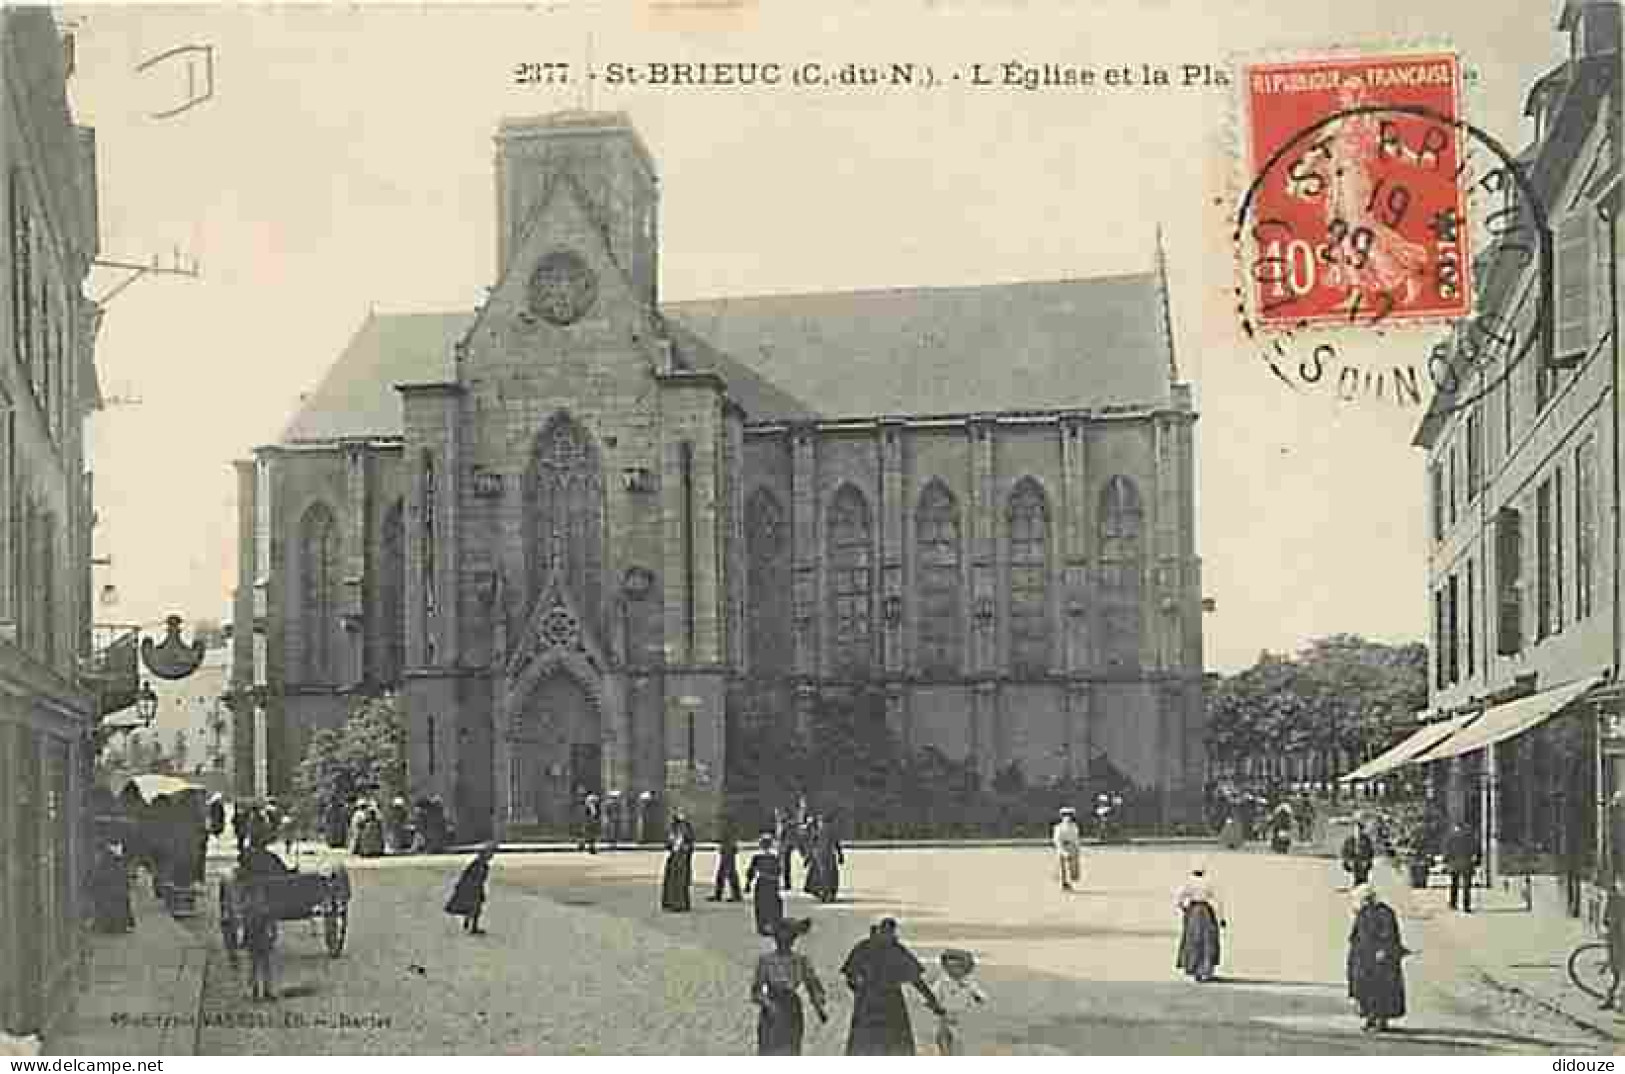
[
  {"left": 1340, "top": 707, "right": 1481, "bottom": 783},
  {"left": 1409, "top": 674, "right": 1605, "bottom": 765}
]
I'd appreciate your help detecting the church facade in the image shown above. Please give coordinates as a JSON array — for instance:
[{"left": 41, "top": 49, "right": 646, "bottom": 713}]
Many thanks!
[{"left": 230, "top": 111, "right": 1206, "bottom": 839}]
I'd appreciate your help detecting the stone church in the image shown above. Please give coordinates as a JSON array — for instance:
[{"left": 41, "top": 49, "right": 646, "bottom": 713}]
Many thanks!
[{"left": 230, "top": 111, "right": 1206, "bottom": 840}]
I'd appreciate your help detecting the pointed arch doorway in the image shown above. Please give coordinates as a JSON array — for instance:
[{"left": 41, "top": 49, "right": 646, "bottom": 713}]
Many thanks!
[{"left": 510, "top": 671, "right": 603, "bottom": 832}]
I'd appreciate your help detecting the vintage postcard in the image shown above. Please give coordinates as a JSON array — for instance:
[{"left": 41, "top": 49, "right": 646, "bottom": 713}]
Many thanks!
[{"left": 1, "top": 0, "right": 1621, "bottom": 1059}]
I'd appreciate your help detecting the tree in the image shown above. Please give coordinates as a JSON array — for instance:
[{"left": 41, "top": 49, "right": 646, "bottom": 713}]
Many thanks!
[
  {"left": 291, "top": 692, "right": 407, "bottom": 829},
  {"left": 1206, "top": 635, "right": 1428, "bottom": 786},
  {"left": 189, "top": 617, "right": 228, "bottom": 650}
]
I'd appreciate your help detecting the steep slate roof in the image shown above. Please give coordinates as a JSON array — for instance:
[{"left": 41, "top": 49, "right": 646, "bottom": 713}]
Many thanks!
[
  {"left": 280, "top": 311, "right": 471, "bottom": 442},
  {"left": 279, "top": 271, "right": 1173, "bottom": 443},
  {"left": 660, "top": 316, "right": 820, "bottom": 421},
  {"left": 665, "top": 273, "right": 1173, "bottom": 419}
]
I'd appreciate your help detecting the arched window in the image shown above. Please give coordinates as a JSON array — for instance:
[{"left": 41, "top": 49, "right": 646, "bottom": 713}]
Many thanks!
[
  {"left": 380, "top": 500, "right": 405, "bottom": 683},
  {"left": 300, "top": 503, "right": 339, "bottom": 682},
  {"left": 523, "top": 413, "right": 604, "bottom": 636},
  {"left": 915, "top": 480, "right": 962, "bottom": 676},
  {"left": 1098, "top": 475, "right": 1144, "bottom": 669},
  {"left": 746, "top": 488, "right": 791, "bottom": 674},
  {"left": 1008, "top": 478, "right": 1051, "bottom": 675},
  {"left": 827, "top": 484, "right": 873, "bottom": 675}
]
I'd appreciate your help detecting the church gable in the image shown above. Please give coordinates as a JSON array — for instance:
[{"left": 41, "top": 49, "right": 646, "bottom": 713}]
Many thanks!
[{"left": 458, "top": 174, "right": 658, "bottom": 382}]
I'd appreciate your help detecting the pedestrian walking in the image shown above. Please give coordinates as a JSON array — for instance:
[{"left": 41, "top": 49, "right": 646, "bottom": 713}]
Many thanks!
[
  {"left": 1296, "top": 793, "right": 1317, "bottom": 843},
  {"left": 230, "top": 801, "right": 252, "bottom": 858},
  {"left": 927, "top": 949, "right": 988, "bottom": 1055},
  {"left": 750, "top": 917, "right": 829, "bottom": 1055},
  {"left": 775, "top": 809, "right": 797, "bottom": 892},
  {"left": 240, "top": 879, "right": 279, "bottom": 1002},
  {"left": 660, "top": 809, "right": 696, "bottom": 912},
  {"left": 577, "top": 790, "right": 601, "bottom": 854},
  {"left": 1268, "top": 801, "right": 1294, "bottom": 853},
  {"left": 1052, "top": 807, "right": 1082, "bottom": 891},
  {"left": 1174, "top": 863, "right": 1225, "bottom": 982},
  {"left": 1443, "top": 822, "right": 1478, "bottom": 913},
  {"left": 745, "top": 834, "right": 785, "bottom": 935},
  {"left": 709, "top": 821, "right": 743, "bottom": 902},
  {"left": 237, "top": 833, "right": 291, "bottom": 1001},
  {"left": 602, "top": 790, "right": 622, "bottom": 849},
  {"left": 90, "top": 841, "right": 134, "bottom": 933},
  {"left": 806, "top": 816, "right": 844, "bottom": 903},
  {"left": 840, "top": 917, "right": 947, "bottom": 1055},
  {"left": 445, "top": 841, "right": 497, "bottom": 935},
  {"left": 1340, "top": 823, "right": 1375, "bottom": 888},
  {"left": 802, "top": 815, "right": 824, "bottom": 899},
  {"left": 1346, "top": 884, "right": 1410, "bottom": 1032},
  {"left": 206, "top": 794, "right": 227, "bottom": 839},
  {"left": 387, "top": 796, "right": 412, "bottom": 853}
]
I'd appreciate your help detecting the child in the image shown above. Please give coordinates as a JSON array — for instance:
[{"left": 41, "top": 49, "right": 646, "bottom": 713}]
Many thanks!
[
  {"left": 239, "top": 876, "right": 278, "bottom": 1001},
  {"left": 928, "top": 948, "right": 988, "bottom": 1055}
]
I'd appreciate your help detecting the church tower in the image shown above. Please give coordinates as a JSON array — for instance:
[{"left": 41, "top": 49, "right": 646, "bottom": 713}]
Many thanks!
[{"left": 493, "top": 112, "right": 659, "bottom": 310}]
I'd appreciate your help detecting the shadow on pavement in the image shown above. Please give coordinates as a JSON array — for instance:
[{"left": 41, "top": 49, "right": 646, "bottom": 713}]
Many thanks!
[
  {"left": 1377, "top": 1024, "right": 1579, "bottom": 1050},
  {"left": 907, "top": 920, "right": 1180, "bottom": 942},
  {"left": 1210, "top": 976, "right": 1342, "bottom": 989}
]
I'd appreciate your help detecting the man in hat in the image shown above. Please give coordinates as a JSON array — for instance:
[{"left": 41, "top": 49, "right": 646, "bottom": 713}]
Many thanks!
[
  {"left": 1052, "top": 807, "right": 1083, "bottom": 891},
  {"left": 1443, "top": 822, "right": 1479, "bottom": 914}
]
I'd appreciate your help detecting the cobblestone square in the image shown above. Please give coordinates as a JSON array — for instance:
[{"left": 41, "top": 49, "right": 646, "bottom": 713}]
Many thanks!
[{"left": 192, "top": 845, "right": 1610, "bottom": 1054}]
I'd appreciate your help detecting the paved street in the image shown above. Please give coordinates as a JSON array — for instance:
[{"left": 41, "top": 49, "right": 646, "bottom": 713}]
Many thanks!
[{"left": 195, "top": 846, "right": 1608, "bottom": 1055}]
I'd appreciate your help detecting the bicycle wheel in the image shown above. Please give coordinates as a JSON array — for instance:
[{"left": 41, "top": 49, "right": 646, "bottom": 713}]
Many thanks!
[{"left": 1567, "top": 941, "right": 1613, "bottom": 1002}]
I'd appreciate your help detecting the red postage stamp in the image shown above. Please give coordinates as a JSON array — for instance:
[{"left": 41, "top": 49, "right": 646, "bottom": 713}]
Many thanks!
[{"left": 1240, "top": 51, "right": 1470, "bottom": 331}]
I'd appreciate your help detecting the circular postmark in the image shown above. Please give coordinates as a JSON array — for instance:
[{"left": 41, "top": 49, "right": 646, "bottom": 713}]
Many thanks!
[{"left": 1234, "top": 65, "right": 1552, "bottom": 417}]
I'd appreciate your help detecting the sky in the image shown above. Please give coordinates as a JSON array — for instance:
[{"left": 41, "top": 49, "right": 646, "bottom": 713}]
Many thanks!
[{"left": 60, "top": 0, "right": 1571, "bottom": 672}]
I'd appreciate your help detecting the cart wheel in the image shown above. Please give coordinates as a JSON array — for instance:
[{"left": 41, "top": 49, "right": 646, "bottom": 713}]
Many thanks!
[{"left": 324, "top": 902, "right": 348, "bottom": 957}]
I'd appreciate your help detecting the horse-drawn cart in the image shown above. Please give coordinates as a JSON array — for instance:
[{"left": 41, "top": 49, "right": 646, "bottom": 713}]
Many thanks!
[{"left": 220, "top": 863, "right": 351, "bottom": 958}]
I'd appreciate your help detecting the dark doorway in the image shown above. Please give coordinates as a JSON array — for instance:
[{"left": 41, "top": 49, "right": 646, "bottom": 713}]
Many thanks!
[
  {"left": 570, "top": 743, "right": 603, "bottom": 799},
  {"left": 512, "top": 673, "right": 600, "bottom": 834}
]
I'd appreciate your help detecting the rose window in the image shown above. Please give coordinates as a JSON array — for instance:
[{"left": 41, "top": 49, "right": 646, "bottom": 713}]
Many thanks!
[
  {"left": 540, "top": 606, "right": 579, "bottom": 649},
  {"left": 527, "top": 250, "right": 598, "bottom": 326}
]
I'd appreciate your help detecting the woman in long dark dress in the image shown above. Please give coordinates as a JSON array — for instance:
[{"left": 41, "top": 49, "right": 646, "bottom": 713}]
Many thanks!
[
  {"left": 1347, "top": 884, "right": 1409, "bottom": 1031},
  {"left": 91, "top": 841, "right": 134, "bottom": 933},
  {"left": 751, "top": 918, "right": 829, "bottom": 1055},
  {"left": 745, "top": 834, "right": 784, "bottom": 935},
  {"left": 841, "top": 918, "right": 946, "bottom": 1055},
  {"left": 1174, "top": 865, "right": 1224, "bottom": 982},
  {"left": 445, "top": 842, "right": 497, "bottom": 934},
  {"left": 802, "top": 816, "right": 825, "bottom": 898},
  {"left": 660, "top": 810, "right": 696, "bottom": 912},
  {"left": 804, "top": 817, "right": 841, "bottom": 902},
  {"left": 813, "top": 820, "right": 844, "bottom": 903}
]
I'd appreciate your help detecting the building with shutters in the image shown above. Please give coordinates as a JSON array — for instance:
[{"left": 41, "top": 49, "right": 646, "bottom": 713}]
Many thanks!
[
  {"left": 231, "top": 110, "right": 1207, "bottom": 840},
  {"left": 1406, "top": 1, "right": 1619, "bottom": 922},
  {"left": 0, "top": 9, "right": 102, "bottom": 1038}
]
